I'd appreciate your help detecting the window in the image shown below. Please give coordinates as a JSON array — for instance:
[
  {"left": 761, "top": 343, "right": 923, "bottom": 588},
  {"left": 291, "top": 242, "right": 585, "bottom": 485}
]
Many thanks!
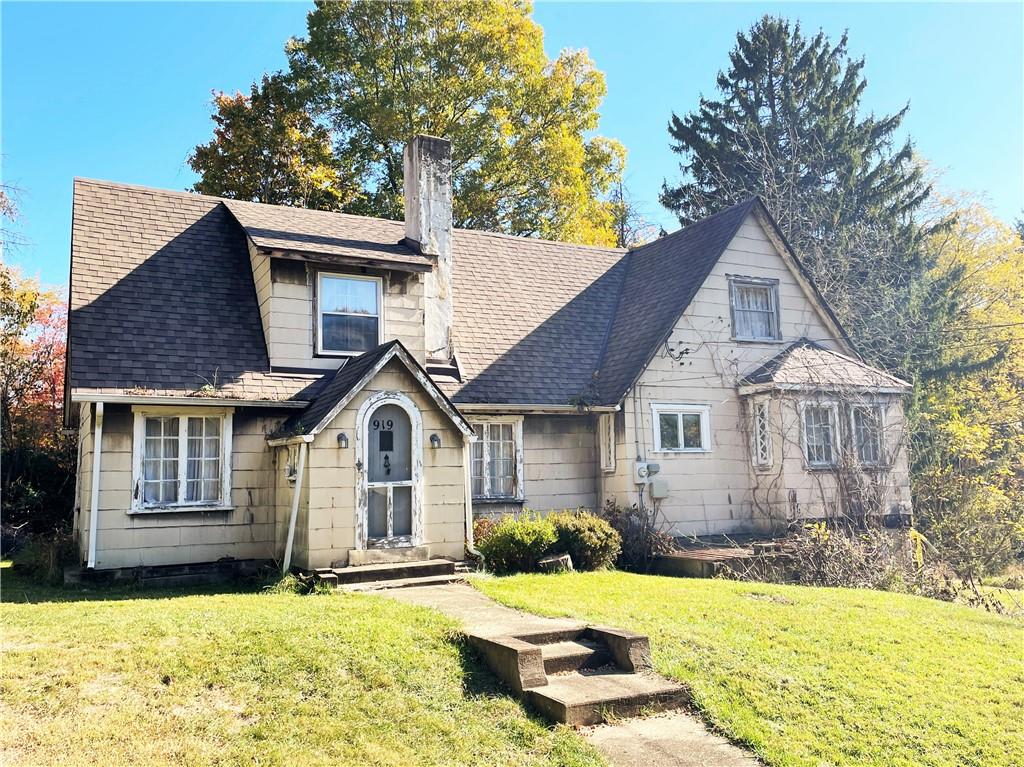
[
  {"left": 751, "top": 399, "right": 772, "bottom": 467},
  {"left": 802, "top": 403, "right": 838, "bottom": 467},
  {"left": 471, "top": 419, "right": 524, "bottom": 499},
  {"left": 730, "top": 277, "right": 780, "bottom": 341},
  {"left": 132, "top": 410, "right": 232, "bottom": 511},
  {"left": 652, "top": 404, "right": 711, "bottom": 453},
  {"left": 598, "top": 412, "right": 616, "bottom": 473},
  {"left": 851, "top": 405, "right": 884, "bottom": 466},
  {"left": 317, "top": 273, "right": 382, "bottom": 355}
]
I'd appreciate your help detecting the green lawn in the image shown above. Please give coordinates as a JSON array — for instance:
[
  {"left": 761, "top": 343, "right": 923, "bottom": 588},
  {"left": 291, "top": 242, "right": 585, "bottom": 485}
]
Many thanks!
[
  {"left": 0, "top": 565, "right": 600, "bottom": 767},
  {"left": 475, "top": 571, "right": 1024, "bottom": 767}
]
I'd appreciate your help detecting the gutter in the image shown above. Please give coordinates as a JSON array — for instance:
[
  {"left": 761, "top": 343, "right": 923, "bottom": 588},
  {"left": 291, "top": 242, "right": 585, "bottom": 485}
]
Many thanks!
[
  {"left": 455, "top": 403, "right": 620, "bottom": 414},
  {"left": 281, "top": 441, "right": 308, "bottom": 574},
  {"left": 71, "top": 393, "right": 309, "bottom": 409},
  {"left": 87, "top": 402, "right": 103, "bottom": 569}
]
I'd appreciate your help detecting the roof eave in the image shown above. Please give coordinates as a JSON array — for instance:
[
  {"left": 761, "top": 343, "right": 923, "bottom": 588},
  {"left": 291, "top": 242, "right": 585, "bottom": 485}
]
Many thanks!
[{"left": 258, "top": 245, "right": 434, "bottom": 274}]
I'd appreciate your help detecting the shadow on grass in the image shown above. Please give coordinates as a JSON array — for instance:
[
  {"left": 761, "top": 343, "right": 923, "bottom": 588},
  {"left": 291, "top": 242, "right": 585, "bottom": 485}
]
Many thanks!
[{"left": 0, "top": 562, "right": 274, "bottom": 605}]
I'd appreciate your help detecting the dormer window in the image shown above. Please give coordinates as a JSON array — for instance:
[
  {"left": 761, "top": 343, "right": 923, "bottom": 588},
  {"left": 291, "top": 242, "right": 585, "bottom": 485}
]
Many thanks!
[
  {"left": 317, "top": 273, "right": 383, "bottom": 355},
  {"left": 729, "top": 276, "right": 781, "bottom": 341}
]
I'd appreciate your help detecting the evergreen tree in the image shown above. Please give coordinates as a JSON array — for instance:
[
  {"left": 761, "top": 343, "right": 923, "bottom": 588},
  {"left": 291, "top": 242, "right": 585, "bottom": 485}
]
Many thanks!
[{"left": 660, "top": 16, "right": 941, "bottom": 372}]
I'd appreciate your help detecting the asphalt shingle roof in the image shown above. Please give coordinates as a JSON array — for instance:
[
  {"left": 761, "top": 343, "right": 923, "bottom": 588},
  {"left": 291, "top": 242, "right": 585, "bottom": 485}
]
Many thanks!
[
  {"left": 67, "top": 180, "right": 894, "bottom": 415},
  {"left": 596, "top": 199, "right": 758, "bottom": 403},
  {"left": 740, "top": 339, "right": 911, "bottom": 390},
  {"left": 223, "top": 199, "right": 434, "bottom": 272}
]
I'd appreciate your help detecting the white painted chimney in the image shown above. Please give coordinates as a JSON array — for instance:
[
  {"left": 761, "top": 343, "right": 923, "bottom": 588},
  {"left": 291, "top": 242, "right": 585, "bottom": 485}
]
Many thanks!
[{"left": 404, "top": 135, "right": 453, "bottom": 363}]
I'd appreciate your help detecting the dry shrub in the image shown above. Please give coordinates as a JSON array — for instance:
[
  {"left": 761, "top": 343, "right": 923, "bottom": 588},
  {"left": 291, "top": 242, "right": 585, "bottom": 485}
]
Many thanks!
[{"left": 598, "top": 499, "right": 676, "bottom": 572}]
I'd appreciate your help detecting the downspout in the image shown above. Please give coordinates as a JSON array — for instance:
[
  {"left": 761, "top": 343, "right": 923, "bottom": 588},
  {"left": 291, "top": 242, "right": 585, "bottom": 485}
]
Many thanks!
[
  {"left": 87, "top": 402, "right": 104, "bottom": 569},
  {"left": 281, "top": 441, "right": 308, "bottom": 574},
  {"left": 462, "top": 434, "right": 484, "bottom": 566}
]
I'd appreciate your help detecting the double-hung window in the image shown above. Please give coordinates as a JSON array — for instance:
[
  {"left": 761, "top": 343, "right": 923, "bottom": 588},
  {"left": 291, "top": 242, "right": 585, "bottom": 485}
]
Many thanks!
[
  {"left": 850, "top": 405, "right": 884, "bottom": 466},
  {"left": 652, "top": 403, "right": 711, "bottom": 453},
  {"left": 471, "top": 419, "right": 523, "bottom": 500},
  {"left": 729, "top": 277, "right": 781, "bottom": 341},
  {"left": 317, "top": 273, "right": 382, "bottom": 355},
  {"left": 801, "top": 403, "right": 838, "bottom": 467},
  {"left": 132, "top": 409, "right": 232, "bottom": 511}
]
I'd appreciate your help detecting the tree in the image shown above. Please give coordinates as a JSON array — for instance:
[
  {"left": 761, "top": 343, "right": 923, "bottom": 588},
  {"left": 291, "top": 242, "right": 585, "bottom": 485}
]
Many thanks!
[
  {"left": 912, "top": 202, "right": 1024, "bottom": 577},
  {"left": 1, "top": 264, "right": 75, "bottom": 533},
  {"left": 660, "top": 16, "right": 939, "bottom": 372},
  {"left": 192, "top": 0, "right": 626, "bottom": 246},
  {"left": 190, "top": 74, "right": 355, "bottom": 210}
]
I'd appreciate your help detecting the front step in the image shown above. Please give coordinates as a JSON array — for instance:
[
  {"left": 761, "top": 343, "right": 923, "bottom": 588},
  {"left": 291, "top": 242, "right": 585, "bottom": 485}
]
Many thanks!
[
  {"left": 527, "top": 669, "right": 689, "bottom": 726},
  {"left": 540, "top": 639, "right": 611, "bottom": 675},
  {"left": 314, "top": 558, "right": 455, "bottom": 586},
  {"left": 341, "top": 573, "right": 465, "bottom": 592}
]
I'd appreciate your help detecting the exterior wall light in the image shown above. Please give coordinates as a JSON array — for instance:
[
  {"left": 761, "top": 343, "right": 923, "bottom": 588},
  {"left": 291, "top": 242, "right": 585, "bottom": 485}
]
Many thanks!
[
  {"left": 429, "top": 433, "right": 442, "bottom": 448},
  {"left": 337, "top": 432, "right": 349, "bottom": 449}
]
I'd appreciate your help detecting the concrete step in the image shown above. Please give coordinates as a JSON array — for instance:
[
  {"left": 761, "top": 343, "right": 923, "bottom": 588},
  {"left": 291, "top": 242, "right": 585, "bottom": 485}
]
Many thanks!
[
  {"left": 541, "top": 639, "right": 612, "bottom": 675},
  {"left": 526, "top": 669, "right": 689, "bottom": 726},
  {"left": 319, "top": 558, "right": 455, "bottom": 586},
  {"left": 514, "top": 627, "right": 586, "bottom": 645},
  {"left": 340, "top": 573, "right": 465, "bottom": 592}
]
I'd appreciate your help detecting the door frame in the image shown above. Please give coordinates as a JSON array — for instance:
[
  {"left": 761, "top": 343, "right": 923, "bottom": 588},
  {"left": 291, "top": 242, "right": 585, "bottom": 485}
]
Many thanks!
[{"left": 354, "top": 390, "right": 424, "bottom": 549}]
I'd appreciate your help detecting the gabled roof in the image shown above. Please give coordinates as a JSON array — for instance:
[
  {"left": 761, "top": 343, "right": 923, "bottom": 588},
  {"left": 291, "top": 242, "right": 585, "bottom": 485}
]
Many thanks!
[
  {"left": 596, "top": 198, "right": 758, "bottom": 403},
  {"left": 223, "top": 199, "right": 434, "bottom": 272},
  {"left": 739, "top": 339, "right": 911, "bottom": 392},
  {"left": 272, "top": 340, "right": 473, "bottom": 439},
  {"left": 67, "top": 179, "right": 287, "bottom": 400}
]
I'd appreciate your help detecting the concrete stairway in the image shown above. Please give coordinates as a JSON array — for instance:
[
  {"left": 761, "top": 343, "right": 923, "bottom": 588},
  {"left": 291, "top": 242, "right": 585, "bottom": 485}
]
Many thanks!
[
  {"left": 469, "top": 625, "right": 689, "bottom": 726},
  {"left": 312, "top": 559, "right": 465, "bottom": 591}
]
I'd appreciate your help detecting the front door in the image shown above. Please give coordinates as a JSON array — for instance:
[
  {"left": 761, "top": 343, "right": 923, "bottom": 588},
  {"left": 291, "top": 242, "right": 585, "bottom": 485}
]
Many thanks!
[{"left": 365, "top": 403, "right": 414, "bottom": 547}]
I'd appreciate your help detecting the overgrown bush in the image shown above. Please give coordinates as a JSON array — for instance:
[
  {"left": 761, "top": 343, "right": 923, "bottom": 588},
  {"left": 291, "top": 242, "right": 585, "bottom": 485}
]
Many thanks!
[
  {"left": 549, "top": 510, "right": 621, "bottom": 570},
  {"left": 10, "top": 530, "right": 78, "bottom": 584},
  {"left": 476, "top": 512, "right": 556, "bottom": 575},
  {"left": 472, "top": 517, "right": 496, "bottom": 546},
  {"left": 598, "top": 499, "right": 676, "bottom": 571}
]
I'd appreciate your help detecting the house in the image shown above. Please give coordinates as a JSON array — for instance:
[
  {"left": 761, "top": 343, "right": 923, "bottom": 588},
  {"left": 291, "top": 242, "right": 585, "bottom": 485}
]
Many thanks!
[{"left": 65, "top": 135, "right": 912, "bottom": 573}]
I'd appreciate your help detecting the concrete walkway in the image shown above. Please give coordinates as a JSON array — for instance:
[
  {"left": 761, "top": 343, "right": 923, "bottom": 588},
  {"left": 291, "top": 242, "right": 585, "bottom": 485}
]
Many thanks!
[{"left": 386, "top": 582, "right": 759, "bottom": 767}]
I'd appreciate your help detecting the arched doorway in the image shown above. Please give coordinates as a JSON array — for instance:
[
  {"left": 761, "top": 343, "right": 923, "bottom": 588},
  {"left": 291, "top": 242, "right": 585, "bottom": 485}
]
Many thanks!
[{"left": 355, "top": 392, "right": 423, "bottom": 548}]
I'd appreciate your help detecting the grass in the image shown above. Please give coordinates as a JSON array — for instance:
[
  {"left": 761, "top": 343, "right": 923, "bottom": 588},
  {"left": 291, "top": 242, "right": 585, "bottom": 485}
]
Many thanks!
[
  {"left": 474, "top": 570, "right": 1024, "bottom": 767},
  {"left": 0, "top": 563, "right": 601, "bottom": 767}
]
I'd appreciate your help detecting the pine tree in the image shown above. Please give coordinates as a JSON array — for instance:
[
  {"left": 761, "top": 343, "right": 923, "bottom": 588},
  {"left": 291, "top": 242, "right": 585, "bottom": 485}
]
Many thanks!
[{"left": 660, "top": 16, "right": 941, "bottom": 372}]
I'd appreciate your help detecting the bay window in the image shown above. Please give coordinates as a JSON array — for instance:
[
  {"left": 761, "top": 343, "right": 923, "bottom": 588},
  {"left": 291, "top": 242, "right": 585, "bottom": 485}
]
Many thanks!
[
  {"left": 801, "top": 403, "right": 838, "bottom": 467},
  {"left": 851, "top": 404, "right": 884, "bottom": 466}
]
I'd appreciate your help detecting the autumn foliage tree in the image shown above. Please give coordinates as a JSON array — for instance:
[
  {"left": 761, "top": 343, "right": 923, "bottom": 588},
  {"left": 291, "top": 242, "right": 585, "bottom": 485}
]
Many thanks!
[
  {"left": 1, "top": 264, "right": 75, "bottom": 534},
  {"left": 190, "top": 0, "right": 626, "bottom": 246}
]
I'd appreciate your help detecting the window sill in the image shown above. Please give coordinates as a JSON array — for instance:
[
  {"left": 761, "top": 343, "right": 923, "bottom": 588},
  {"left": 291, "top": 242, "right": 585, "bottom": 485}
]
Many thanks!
[
  {"left": 652, "top": 448, "right": 711, "bottom": 454},
  {"left": 127, "top": 505, "right": 234, "bottom": 515},
  {"left": 731, "top": 337, "right": 783, "bottom": 345},
  {"left": 471, "top": 496, "right": 525, "bottom": 505}
]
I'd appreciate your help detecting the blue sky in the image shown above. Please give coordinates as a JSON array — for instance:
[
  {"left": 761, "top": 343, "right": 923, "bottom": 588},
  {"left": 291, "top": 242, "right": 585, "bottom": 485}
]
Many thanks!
[{"left": 3, "top": 1, "right": 1022, "bottom": 287}]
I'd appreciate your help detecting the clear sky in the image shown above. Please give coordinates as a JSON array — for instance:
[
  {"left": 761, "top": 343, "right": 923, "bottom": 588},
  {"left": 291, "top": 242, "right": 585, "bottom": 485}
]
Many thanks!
[{"left": 3, "top": 1, "right": 1022, "bottom": 287}]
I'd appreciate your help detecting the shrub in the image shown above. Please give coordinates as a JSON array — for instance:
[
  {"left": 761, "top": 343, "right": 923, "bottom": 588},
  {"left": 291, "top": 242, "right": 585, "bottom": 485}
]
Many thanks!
[
  {"left": 549, "top": 510, "right": 621, "bottom": 571},
  {"left": 472, "top": 516, "right": 496, "bottom": 546},
  {"left": 11, "top": 530, "right": 78, "bottom": 584},
  {"left": 477, "top": 512, "right": 556, "bottom": 575},
  {"left": 598, "top": 499, "right": 676, "bottom": 571}
]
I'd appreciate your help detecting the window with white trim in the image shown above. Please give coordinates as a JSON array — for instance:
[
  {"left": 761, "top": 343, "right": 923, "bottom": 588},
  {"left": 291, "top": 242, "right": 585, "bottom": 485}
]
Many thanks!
[
  {"left": 471, "top": 419, "right": 523, "bottom": 499},
  {"left": 851, "top": 405, "right": 884, "bottom": 465},
  {"left": 317, "top": 272, "right": 382, "bottom": 355},
  {"left": 751, "top": 399, "right": 772, "bottom": 467},
  {"left": 598, "top": 412, "right": 616, "bottom": 473},
  {"left": 729, "top": 277, "right": 781, "bottom": 341},
  {"left": 133, "top": 410, "right": 232, "bottom": 510},
  {"left": 801, "top": 403, "right": 838, "bottom": 467},
  {"left": 652, "top": 403, "right": 711, "bottom": 453}
]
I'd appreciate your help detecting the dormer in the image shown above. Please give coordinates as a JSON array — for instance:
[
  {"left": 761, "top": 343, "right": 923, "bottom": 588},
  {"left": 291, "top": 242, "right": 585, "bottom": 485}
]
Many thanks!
[{"left": 224, "top": 135, "right": 455, "bottom": 373}]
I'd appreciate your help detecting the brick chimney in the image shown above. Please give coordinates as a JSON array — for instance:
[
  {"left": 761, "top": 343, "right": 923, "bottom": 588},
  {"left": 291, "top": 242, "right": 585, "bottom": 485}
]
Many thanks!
[{"left": 404, "top": 135, "right": 453, "bottom": 363}]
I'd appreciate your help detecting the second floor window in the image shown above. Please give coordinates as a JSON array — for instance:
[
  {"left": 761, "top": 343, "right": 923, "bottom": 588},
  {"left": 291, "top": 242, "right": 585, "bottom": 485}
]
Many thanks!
[
  {"left": 730, "top": 277, "right": 781, "bottom": 341},
  {"left": 317, "top": 273, "right": 382, "bottom": 355}
]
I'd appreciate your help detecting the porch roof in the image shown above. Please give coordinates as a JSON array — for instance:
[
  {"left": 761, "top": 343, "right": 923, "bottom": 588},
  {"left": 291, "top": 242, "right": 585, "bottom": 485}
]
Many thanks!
[{"left": 738, "top": 339, "right": 911, "bottom": 394}]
